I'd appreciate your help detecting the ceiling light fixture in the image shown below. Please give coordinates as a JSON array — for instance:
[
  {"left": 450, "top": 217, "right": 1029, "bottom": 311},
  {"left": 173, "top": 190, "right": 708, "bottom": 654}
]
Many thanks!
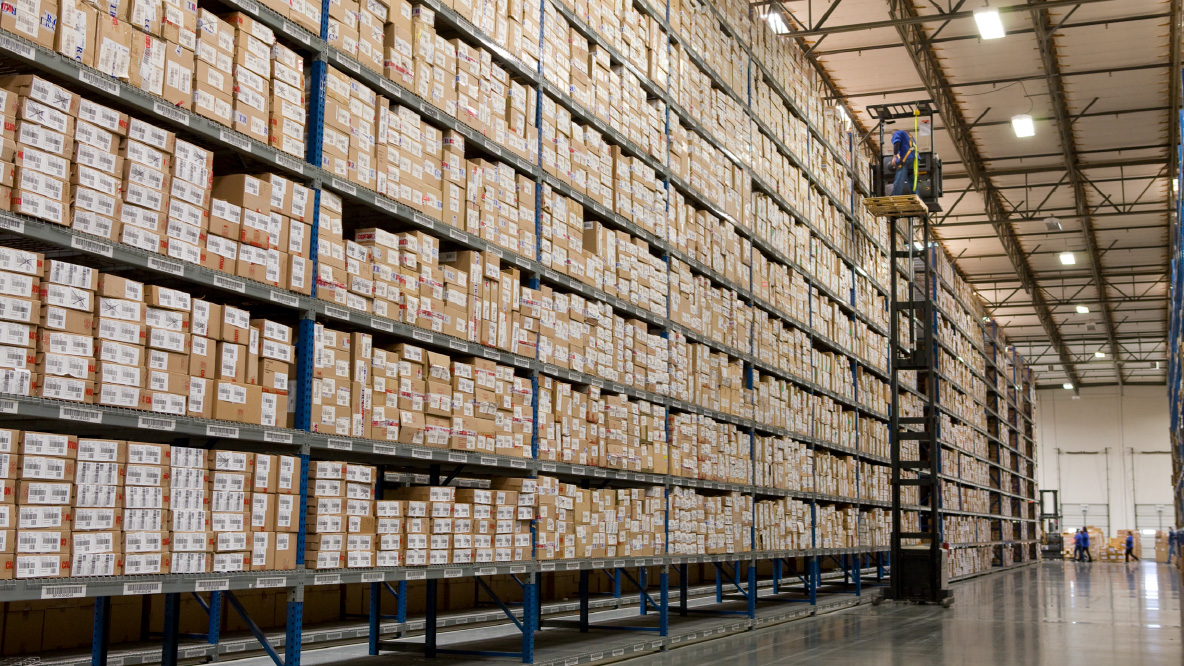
[
  {"left": 1059, "top": 252, "right": 1075, "bottom": 265},
  {"left": 1063, "top": 382, "right": 1073, "bottom": 390},
  {"left": 764, "top": 9, "right": 789, "bottom": 35},
  {"left": 1075, "top": 305, "right": 1090, "bottom": 314},
  {"left": 1095, "top": 351, "right": 1106, "bottom": 358},
  {"left": 1044, "top": 216, "right": 1062, "bottom": 231},
  {"left": 973, "top": 7, "right": 1006, "bottom": 40},
  {"left": 1011, "top": 114, "right": 1035, "bottom": 138}
]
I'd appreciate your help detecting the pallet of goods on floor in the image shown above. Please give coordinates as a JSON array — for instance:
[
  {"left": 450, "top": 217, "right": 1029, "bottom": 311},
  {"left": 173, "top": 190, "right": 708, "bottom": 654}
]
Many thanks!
[
  {"left": 892, "top": 232, "right": 1039, "bottom": 582},
  {"left": 0, "top": 0, "right": 898, "bottom": 662}
]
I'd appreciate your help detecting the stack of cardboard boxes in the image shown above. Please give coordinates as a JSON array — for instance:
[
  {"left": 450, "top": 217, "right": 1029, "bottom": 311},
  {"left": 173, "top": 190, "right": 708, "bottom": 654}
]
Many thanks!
[
  {"left": 535, "top": 476, "right": 666, "bottom": 559},
  {"left": 2, "top": 435, "right": 301, "bottom": 578},
  {"left": 354, "top": 480, "right": 534, "bottom": 567},
  {"left": 305, "top": 461, "right": 379, "bottom": 569},
  {"left": 0, "top": 259, "right": 297, "bottom": 427},
  {"left": 860, "top": 462, "right": 889, "bottom": 503},
  {"left": 755, "top": 497, "right": 810, "bottom": 551},
  {"left": 536, "top": 379, "right": 668, "bottom": 472},
  {"left": 309, "top": 323, "right": 532, "bottom": 456},
  {"left": 859, "top": 509, "right": 890, "bottom": 548},
  {"left": 669, "top": 413, "right": 750, "bottom": 484},
  {"left": 815, "top": 504, "right": 856, "bottom": 549},
  {"left": 668, "top": 488, "right": 751, "bottom": 555},
  {"left": 753, "top": 436, "right": 808, "bottom": 491},
  {"left": 668, "top": 336, "right": 746, "bottom": 417}
]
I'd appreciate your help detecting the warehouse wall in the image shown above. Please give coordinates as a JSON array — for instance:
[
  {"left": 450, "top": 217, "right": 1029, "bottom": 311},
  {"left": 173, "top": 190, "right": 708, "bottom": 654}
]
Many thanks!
[{"left": 1035, "top": 385, "right": 1173, "bottom": 536}]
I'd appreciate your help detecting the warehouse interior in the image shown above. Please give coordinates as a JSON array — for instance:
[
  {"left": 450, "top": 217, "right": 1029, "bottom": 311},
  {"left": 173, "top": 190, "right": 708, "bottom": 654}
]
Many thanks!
[{"left": 0, "top": 0, "right": 1176, "bottom": 663}]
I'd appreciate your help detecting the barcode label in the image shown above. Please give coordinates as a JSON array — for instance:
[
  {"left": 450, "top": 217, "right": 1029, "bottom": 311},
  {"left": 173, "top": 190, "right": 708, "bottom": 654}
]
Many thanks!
[
  {"left": 314, "top": 574, "right": 341, "bottom": 585},
  {"left": 284, "top": 21, "right": 311, "bottom": 44},
  {"left": 444, "top": 569, "right": 462, "bottom": 578},
  {"left": 510, "top": 459, "right": 527, "bottom": 469},
  {"left": 148, "top": 257, "right": 184, "bottom": 275},
  {"left": 484, "top": 349, "right": 501, "bottom": 361},
  {"left": 540, "top": 463, "right": 556, "bottom": 472},
  {"left": 324, "top": 305, "right": 350, "bottom": 320},
  {"left": 331, "top": 179, "right": 356, "bottom": 196},
  {"left": 327, "top": 439, "right": 352, "bottom": 451},
  {"left": 448, "top": 452, "right": 466, "bottom": 463},
  {"left": 592, "top": 468, "right": 606, "bottom": 477},
  {"left": 265, "top": 431, "right": 293, "bottom": 444},
  {"left": 370, "top": 317, "right": 394, "bottom": 332},
  {"left": 412, "top": 213, "right": 434, "bottom": 228},
  {"left": 71, "top": 235, "right": 113, "bottom": 257},
  {"left": 41, "top": 584, "right": 87, "bottom": 599},
  {"left": 219, "top": 130, "right": 252, "bottom": 152},
  {"left": 0, "top": 216, "right": 23, "bottom": 233},
  {"left": 361, "top": 572, "right": 384, "bottom": 582},
  {"left": 0, "top": 399, "right": 17, "bottom": 413},
  {"left": 124, "top": 581, "right": 163, "bottom": 595},
  {"left": 275, "top": 152, "right": 304, "bottom": 174},
  {"left": 405, "top": 571, "right": 426, "bottom": 580},
  {"left": 183, "top": 648, "right": 206, "bottom": 658},
  {"left": 375, "top": 197, "right": 398, "bottom": 214},
  {"left": 214, "top": 275, "right": 246, "bottom": 292},
  {"left": 61, "top": 406, "right": 102, "bottom": 423},
  {"left": 0, "top": 35, "right": 34, "bottom": 59},
  {"left": 195, "top": 578, "right": 230, "bottom": 591},
  {"left": 477, "top": 567, "right": 496, "bottom": 575},
  {"left": 138, "top": 416, "right": 175, "bottom": 431},
  {"left": 412, "top": 330, "right": 433, "bottom": 343},
  {"left": 373, "top": 444, "right": 396, "bottom": 455},
  {"left": 480, "top": 456, "right": 497, "bottom": 466},
  {"left": 270, "top": 290, "right": 300, "bottom": 307},
  {"left": 153, "top": 102, "right": 189, "bottom": 126},
  {"left": 448, "top": 229, "right": 464, "bottom": 241},
  {"left": 411, "top": 448, "right": 432, "bottom": 459},
  {"left": 80, "top": 70, "right": 119, "bottom": 96},
  {"left": 255, "top": 576, "right": 287, "bottom": 589},
  {"left": 207, "top": 425, "right": 240, "bottom": 438},
  {"left": 223, "top": 642, "right": 247, "bottom": 653},
  {"left": 448, "top": 340, "right": 467, "bottom": 351},
  {"left": 510, "top": 565, "right": 526, "bottom": 574}
]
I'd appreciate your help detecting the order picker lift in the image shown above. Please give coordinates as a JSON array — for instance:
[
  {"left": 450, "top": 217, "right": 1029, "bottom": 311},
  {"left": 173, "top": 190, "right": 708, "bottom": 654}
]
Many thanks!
[{"left": 865, "top": 102, "right": 952, "bottom": 605}]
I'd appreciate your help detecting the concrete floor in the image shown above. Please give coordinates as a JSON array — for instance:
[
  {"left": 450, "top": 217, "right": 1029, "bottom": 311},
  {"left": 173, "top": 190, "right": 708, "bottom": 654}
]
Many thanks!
[
  {"left": 627, "top": 561, "right": 1182, "bottom": 666},
  {"left": 232, "top": 560, "right": 1182, "bottom": 666}
]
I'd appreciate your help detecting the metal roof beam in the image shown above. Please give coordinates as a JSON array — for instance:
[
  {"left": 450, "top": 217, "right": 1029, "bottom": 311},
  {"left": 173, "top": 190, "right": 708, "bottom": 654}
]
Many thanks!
[
  {"left": 780, "top": 0, "right": 1118, "bottom": 37},
  {"left": 944, "top": 156, "right": 1168, "bottom": 179},
  {"left": 886, "top": 0, "right": 1083, "bottom": 392},
  {"left": 843, "top": 62, "right": 1166, "bottom": 101},
  {"left": 814, "top": 12, "right": 1169, "bottom": 57}
]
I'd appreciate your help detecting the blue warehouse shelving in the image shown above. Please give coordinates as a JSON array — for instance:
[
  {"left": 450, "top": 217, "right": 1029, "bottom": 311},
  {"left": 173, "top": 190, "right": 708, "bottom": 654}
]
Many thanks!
[{"left": 0, "top": 0, "right": 913, "bottom": 663}]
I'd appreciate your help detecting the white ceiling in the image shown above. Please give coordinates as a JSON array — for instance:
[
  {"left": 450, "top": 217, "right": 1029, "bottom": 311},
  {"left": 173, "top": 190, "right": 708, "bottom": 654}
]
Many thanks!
[{"left": 777, "top": 0, "right": 1176, "bottom": 387}]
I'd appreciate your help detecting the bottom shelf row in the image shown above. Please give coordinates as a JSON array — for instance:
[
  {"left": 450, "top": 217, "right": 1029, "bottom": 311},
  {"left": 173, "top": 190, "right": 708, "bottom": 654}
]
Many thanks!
[{"left": 1, "top": 430, "right": 892, "bottom": 582}]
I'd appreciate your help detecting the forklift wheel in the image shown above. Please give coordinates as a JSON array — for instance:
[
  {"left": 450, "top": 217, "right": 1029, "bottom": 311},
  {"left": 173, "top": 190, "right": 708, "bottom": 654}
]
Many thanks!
[{"left": 941, "top": 597, "right": 955, "bottom": 608}]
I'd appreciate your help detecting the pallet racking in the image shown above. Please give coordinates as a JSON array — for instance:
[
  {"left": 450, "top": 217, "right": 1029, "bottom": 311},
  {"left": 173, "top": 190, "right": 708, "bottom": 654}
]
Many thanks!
[
  {"left": 0, "top": 0, "right": 904, "bottom": 663},
  {"left": 1173, "top": 74, "right": 1184, "bottom": 528}
]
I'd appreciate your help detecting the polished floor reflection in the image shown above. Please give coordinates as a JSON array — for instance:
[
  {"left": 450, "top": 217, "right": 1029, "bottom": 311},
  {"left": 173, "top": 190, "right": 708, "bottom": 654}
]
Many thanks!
[{"left": 625, "top": 561, "right": 1183, "bottom": 666}]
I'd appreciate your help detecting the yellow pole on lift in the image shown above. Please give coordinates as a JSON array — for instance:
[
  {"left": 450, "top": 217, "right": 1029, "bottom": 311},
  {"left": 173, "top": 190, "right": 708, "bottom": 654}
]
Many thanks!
[{"left": 913, "top": 107, "right": 920, "bottom": 193}]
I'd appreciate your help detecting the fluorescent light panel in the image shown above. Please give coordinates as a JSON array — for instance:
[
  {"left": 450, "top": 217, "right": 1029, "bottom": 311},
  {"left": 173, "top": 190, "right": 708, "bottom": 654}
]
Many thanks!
[
  {"left": 1059, "top": 252, "right": 1075, "bottom": 265},
  {"left": 1062, "top": 382, "right": 1073, "bottom": 390},
  {"left": 974, "top": 7, "right": 1006, "bottom": 39},
  {"left": 1076, "top": 305, "right": 1090, "bottom": 314},
  {"left": 1012, "top": 114, "right": 1035, "bottom": 137}
]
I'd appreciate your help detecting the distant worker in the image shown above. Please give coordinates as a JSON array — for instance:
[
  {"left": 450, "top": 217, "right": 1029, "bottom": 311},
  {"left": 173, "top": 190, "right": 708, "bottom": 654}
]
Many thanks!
[
  {"left": 1168, "top": 528, "right": 1177, "bottom": 564},
  {"left": 1125, "top": 533, "right": 1139, "bottom": 563},
  {"left": 1080, "top": 529, "right": 1093, "bottom": 562},
  {"left": 891, "top": 128, "right": 917, "bottom": 196},
  {"left": 1072, "top": 529, "right": 1084, "bottom": 561}
]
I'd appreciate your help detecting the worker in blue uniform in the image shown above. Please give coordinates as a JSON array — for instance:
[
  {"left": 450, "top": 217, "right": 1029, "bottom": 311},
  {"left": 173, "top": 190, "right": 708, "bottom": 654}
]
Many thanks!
[
  {"left": 1072, "top": 529, "right": 1083, "bottom": 561},
  {"left": 1168, "top": 528, "right": 1177, "bottom": 564},
  {"left": 1124, "top": 533, "right": 1139, "bottom": 562},
  {"left": 891, "top": 129, "right": 917, "bottom": 196},
  {"left": 1079, "top": 529, "right": 1092, "bottom": 562}
]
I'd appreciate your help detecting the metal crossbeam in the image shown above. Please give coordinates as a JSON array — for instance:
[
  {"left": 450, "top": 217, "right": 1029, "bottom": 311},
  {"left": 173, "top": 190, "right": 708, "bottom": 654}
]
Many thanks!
[
  {"left": 778, "top": 0, "right": 1118, "bottom": 37},
  {"left": 886, "top": 0, "right": 1083, "bottom": 392}
]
